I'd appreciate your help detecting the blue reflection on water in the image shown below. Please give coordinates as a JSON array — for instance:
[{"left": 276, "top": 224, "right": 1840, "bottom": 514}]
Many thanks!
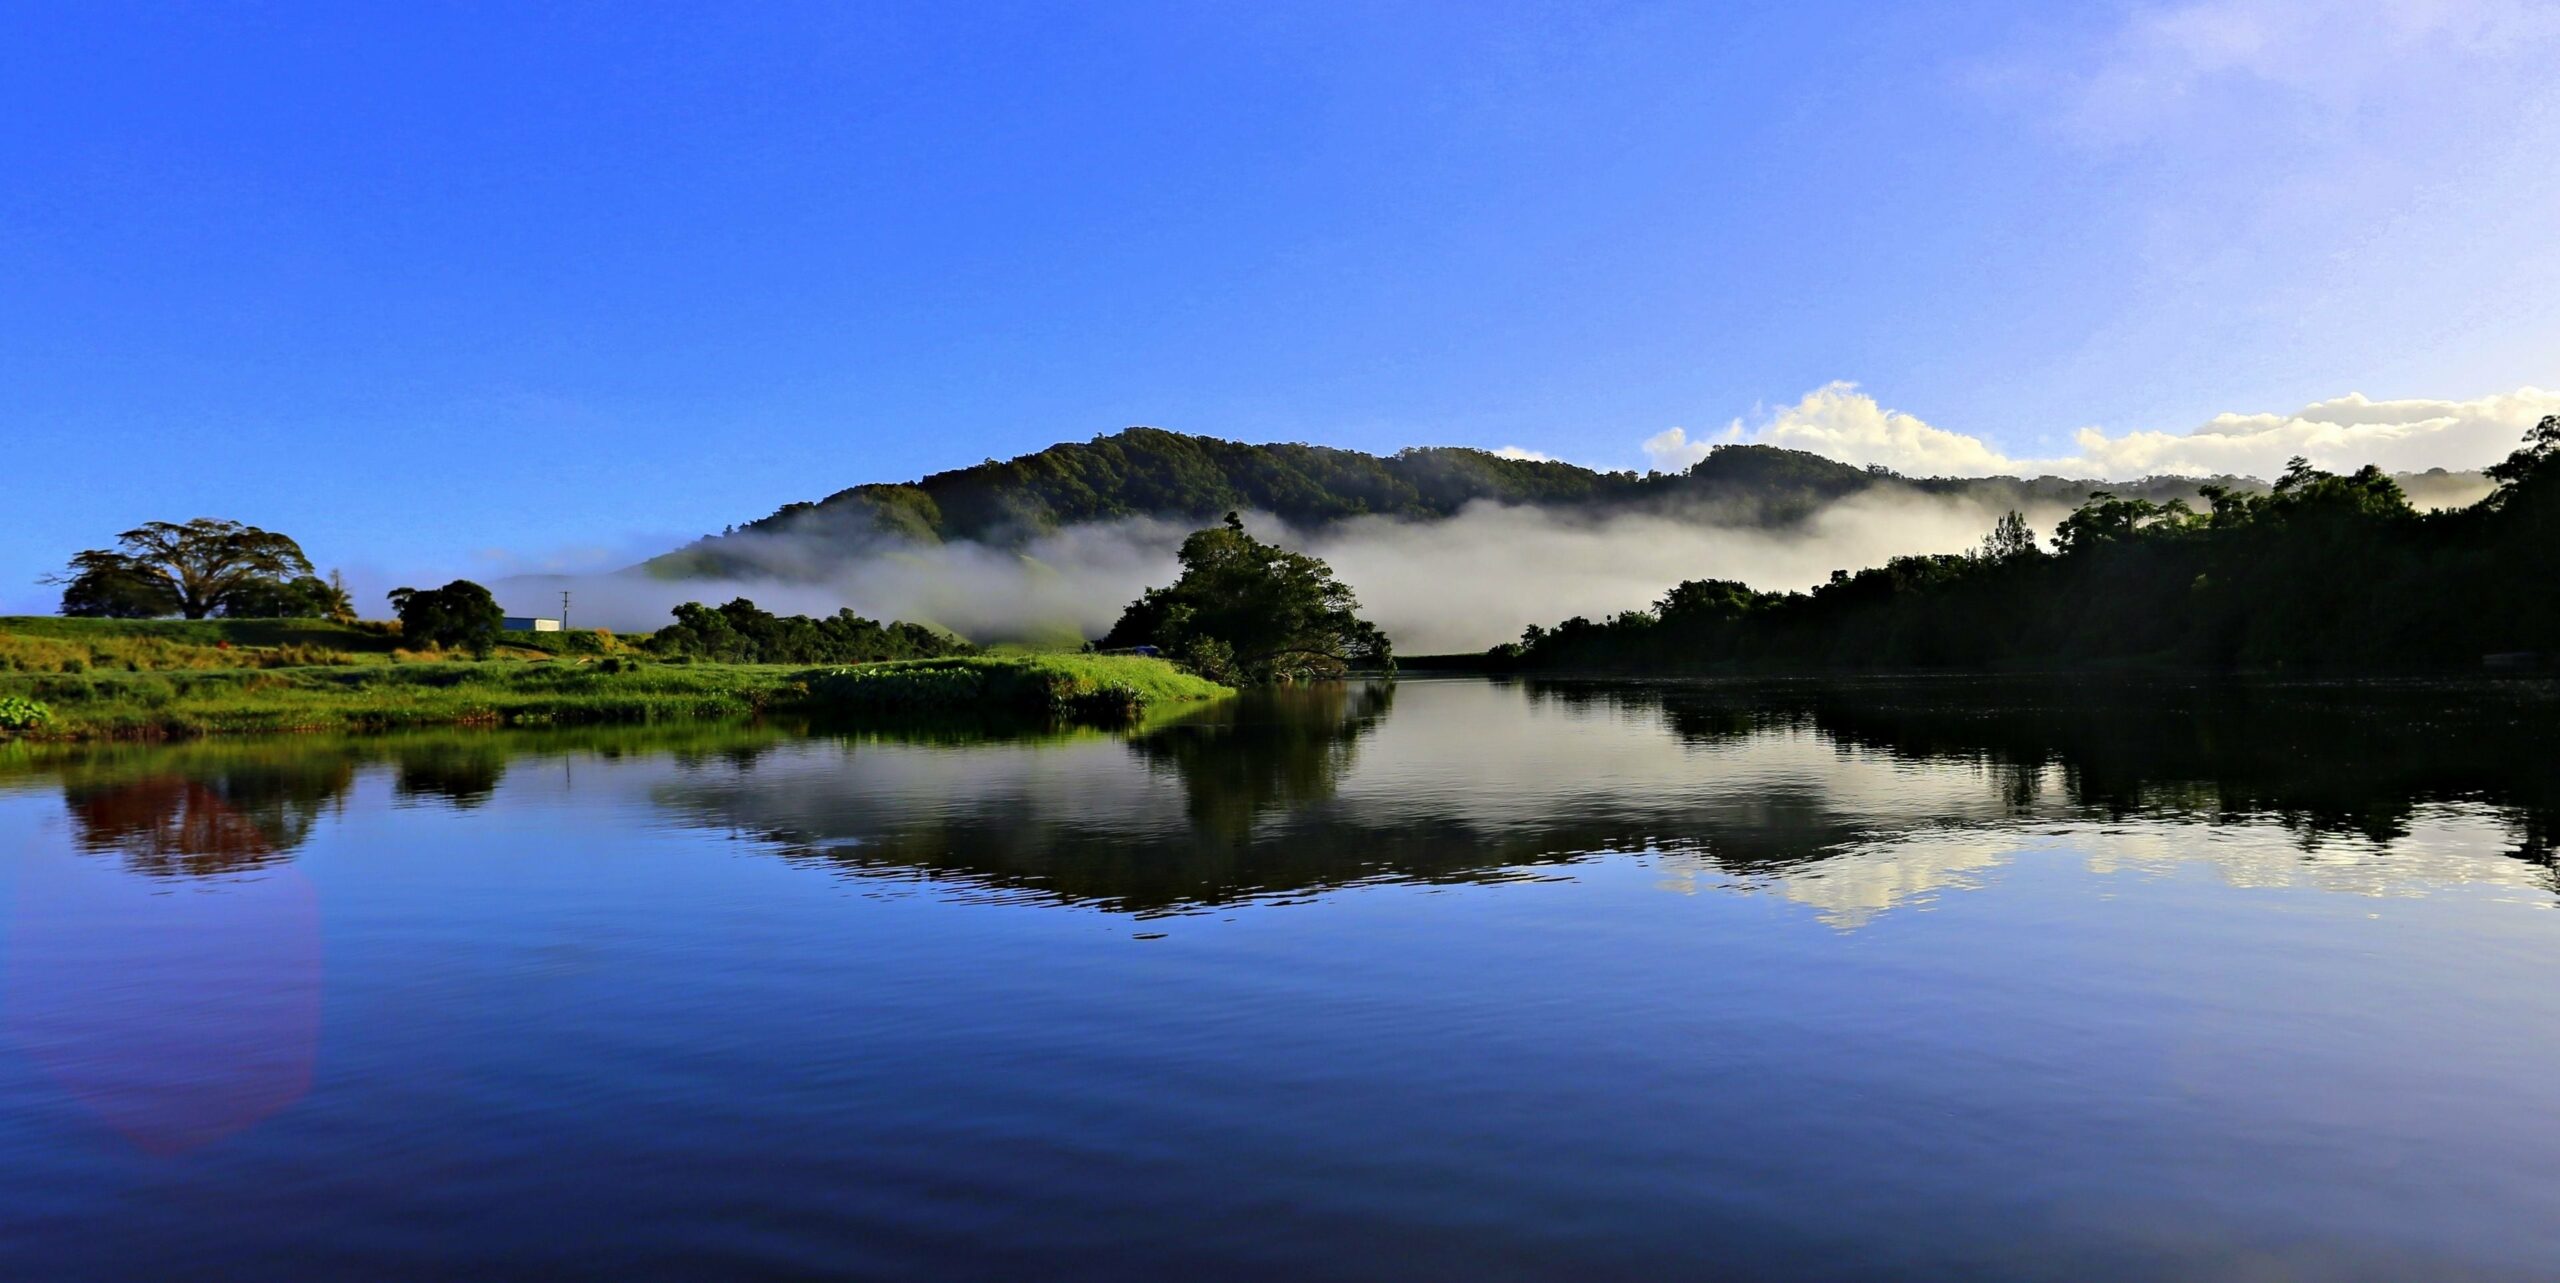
[{"left": 2, "top": 678, "right": 2556, "bottom": 1281}]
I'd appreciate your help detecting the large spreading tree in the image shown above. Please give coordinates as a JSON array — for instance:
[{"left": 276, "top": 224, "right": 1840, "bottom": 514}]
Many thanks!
[
  {"left": 1102, "top": 513, "right": 1391, "bottom": 683},
  {"left": 50, "top": 518, "right": 328, "bottom": 619}
]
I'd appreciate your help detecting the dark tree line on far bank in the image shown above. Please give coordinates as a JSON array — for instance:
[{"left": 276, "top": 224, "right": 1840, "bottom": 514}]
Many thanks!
[
  {"left": 1500, "top": 417, "right": 2560, "bottom": 674},
  {"left": 47, "top": 520, "right": 970, "bottom": 667},
  {"left": 647, "top": 598, "right": 974, "bottom": 665}
]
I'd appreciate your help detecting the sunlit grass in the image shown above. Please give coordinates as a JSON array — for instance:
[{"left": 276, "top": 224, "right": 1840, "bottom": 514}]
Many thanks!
[{"left": 0, "top": 645, "right": 1229, "bottom": 742}]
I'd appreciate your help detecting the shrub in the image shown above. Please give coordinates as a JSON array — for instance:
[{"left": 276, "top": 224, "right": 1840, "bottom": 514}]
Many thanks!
[
  {"left": 387, "top": 580, "right": 505, "bottom": 657},
  {"left": 0, "top": 697, "right": 54, "bottom": 732}
]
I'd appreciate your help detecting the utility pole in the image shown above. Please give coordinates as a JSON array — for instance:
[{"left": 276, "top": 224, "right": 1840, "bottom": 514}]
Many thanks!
[{"left": 560, "top": 589, "right": 571, "bottom": 630}]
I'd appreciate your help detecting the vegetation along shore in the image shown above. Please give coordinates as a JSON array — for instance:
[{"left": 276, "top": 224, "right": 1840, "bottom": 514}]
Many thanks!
[{"left": 0, "top": 620, "right": 1227, "bottom": 742}]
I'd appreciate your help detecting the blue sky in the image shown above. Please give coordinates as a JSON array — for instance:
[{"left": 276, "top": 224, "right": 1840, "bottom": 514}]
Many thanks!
[{"left": 7, "top": 1, "right": 2558, "bottom": 610}]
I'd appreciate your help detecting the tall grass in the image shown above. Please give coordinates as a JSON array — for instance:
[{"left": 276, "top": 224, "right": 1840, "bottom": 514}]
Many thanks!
[
  {"left": 0, "top": 650, "right": 1230, "bottom": 741},
  {"left": 0, "top": 616, "right": 648, "bottom": 675},
  {"left": 808, "top": 654, "right": 1231, "bottom": 721}
]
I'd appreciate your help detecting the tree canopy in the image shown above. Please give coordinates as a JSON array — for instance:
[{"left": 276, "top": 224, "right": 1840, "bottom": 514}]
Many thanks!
[
  {"left": 1504, "top": 419, "right": 2560, "bottom": 674},
  {"left": 1101, "top": 513, "right": 1390, "bottom": 683},
  {"left": 388, "top": 581, "right": 506, "bottom": 657},
  {"left": 51, "top": 518, "right": 322, "bottom": 619}
]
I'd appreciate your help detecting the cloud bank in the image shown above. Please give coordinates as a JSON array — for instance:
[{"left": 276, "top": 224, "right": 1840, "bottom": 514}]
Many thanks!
[
  {"left": 514, "top": 487, "right": 2051, "bottom": 656},
  {"left": 1694, "top": 382, "right": 2556, "bottom": 480}
]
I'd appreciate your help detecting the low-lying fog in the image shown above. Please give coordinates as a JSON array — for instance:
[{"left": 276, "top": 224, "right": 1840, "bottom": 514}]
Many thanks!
[
  {"left": 503, "top": 492, "right": 2090, "bottom": 654},
  {"left": 497, "top": 469, "right": 2495, "bottom": 655}
]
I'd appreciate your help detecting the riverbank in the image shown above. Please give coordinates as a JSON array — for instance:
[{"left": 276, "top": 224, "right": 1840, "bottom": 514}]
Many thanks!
[
  {"left": 0, "top": 614, "right": 652, "bottom": 673},
  {"left": 0, "top": 651, "right": 1231, "bottom": 741}
]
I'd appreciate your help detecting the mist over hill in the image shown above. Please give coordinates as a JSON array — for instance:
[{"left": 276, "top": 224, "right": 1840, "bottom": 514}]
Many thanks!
[
  {"left": 645, "top": 428, "right": 2309, "bottom": 575},
  {"left": 588, "top": 428, "right": 2489, "bottom": 652}
]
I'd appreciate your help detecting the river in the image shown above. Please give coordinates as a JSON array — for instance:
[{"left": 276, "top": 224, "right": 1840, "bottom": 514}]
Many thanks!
[{"left": 3, "top": 677, "right": 2556, "bottom": 1280}]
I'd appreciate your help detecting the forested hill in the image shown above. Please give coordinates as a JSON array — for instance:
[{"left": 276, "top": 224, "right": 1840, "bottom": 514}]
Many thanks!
[{"left": 644, "top": 426, "right": 2484, "bottom": 578}]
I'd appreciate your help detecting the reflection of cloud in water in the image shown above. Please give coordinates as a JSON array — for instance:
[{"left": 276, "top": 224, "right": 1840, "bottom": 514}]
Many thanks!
[
  {"left": 1656, "top": 807, "right": 2560, "bottom": 932},
  {"left": 2080, "top": 807, "right": 2560, "bottom": 903},
  {"left": 1655, "top": 832, "right": 2029, "bottom": 930},
  {"left": 630, "top": 678, "right": 2560, "bottom": 923}
]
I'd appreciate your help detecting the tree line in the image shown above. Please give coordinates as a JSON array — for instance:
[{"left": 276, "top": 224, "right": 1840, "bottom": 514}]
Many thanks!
[
  {"left": 648, "top": 598, "right": 973, "bottom": 664},
  {"left": 1502, "top": 418, "right": 2560, "bottom": 673},
  {"left": 380, "top": 588, "right": 974, "bottom": 664},
  {"left": 43, "top": 522, "right": 972, "bottom": 665}
]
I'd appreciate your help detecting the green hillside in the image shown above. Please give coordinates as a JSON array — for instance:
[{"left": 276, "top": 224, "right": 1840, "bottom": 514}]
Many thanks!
[{"left": 645, "top": 427, "right": 2341, "bottom": 580}]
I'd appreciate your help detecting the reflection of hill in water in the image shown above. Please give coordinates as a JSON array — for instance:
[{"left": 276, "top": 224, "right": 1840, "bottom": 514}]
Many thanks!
[
  {"left": 20, "top": 679, "right": 2558, "bottom": 917},
  {"left": 645, "top": 677, "right": 2560, "bottom": 918},
  {"left": 1585, "top": 678, "right": 2560, "bottom": 858}
]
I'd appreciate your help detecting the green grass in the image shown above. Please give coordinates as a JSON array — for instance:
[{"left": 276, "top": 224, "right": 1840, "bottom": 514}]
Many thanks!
[
  {"left": 0, "top": 660, "right": 797, "bottom": 738},
  {"left": 0, "top": 615, "right": 397, "bottom": 674},
  {"left": 0, "top": 717, "right": 809, "bottom": 785},
  {"left": 0, "top": 642, "right": 1231, "bottom": 742},
  {"left": 0, "top": 615, "right": 395, "bottom": 648},
  {"left": 806, "top": 653, "right": 1232, "bottom": 721},
  {"left": 0, "top": 615, "right": 661, "bottom": 676}
]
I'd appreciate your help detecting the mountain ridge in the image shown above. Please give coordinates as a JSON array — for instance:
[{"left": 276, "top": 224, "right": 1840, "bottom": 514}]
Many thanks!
[{"left": 645, "top": 426, "right": 2491, "bottom": 579}]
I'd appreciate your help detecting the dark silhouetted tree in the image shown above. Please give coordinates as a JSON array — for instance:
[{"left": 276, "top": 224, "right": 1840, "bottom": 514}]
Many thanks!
[
  {"left": 1506, "top": 421, "right": 2560, "bottom": 674},
  {"left": 1977, "top": 510, "right": 2039, "bottom": 562},
  {"left": 49, "top": 519, "right": 316, "bottom": 619},
  {"left": 387, "top": 581, "right": 505, "bottom": 657},
  {"left": 219, "top": 573, "right": 354, "bottom": 621},
  {"left": 645, "top": 598, "right": 974, "bottom": 664},
  {"left": 1102, "top": 513, "right": 1391, "bottom": 682}
]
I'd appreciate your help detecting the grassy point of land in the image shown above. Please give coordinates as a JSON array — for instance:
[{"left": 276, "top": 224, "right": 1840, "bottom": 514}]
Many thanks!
[
  {"left": 0, "top": 619, "right": 1231, "bottom": 742},
  {"left": 807, "top": 653, "right": 1233, "bottom": 723}
]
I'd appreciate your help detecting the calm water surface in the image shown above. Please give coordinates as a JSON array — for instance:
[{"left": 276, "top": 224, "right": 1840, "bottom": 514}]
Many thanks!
[{"left": 3, "top": 677, "right": 2558, "bottom": 1281}]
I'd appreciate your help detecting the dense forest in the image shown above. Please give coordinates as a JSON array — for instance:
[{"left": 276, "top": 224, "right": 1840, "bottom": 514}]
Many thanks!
[
  {"left": 644, "top": 427, "right": 2454, "bottom": 578},
  {"left": 1496, "top": 418, "right": 2560, "bottom": 673}
]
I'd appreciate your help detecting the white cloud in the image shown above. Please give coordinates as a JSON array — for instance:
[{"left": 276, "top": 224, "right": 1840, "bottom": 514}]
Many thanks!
[
  {"left": 1641, "top": 425, "right": 1734, "bottom": 473},
  {"left": 1695, "top": 382, "right": 2557, "bottom": 481},
  {"left": 2063, "top": 388, "right": 2560, "bottom": 476},
  {"left": 1750, "top": 382, "right": 2021, "bottom": 476},
  {"left": 1491, "top": 445, "right": 1555, "bottom": 462}
]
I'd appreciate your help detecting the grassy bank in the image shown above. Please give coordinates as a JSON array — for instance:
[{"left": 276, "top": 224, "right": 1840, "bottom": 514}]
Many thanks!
[
  {"left": 0, "top": 614, "right": 654, "bottom": 674},
  {"left": 0, "top": 644, "right": 1230, "bottom": 742},
  {"left": 808, "top": 654, "right": 1232, "bottom": 722}
]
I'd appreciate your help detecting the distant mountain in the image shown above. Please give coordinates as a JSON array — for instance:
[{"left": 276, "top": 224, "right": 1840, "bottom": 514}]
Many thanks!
[{"left": 644, "top": 426, "right": 2490, "bottom": 579}]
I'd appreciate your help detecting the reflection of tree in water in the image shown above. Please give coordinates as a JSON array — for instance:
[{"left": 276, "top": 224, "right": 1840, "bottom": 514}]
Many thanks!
[
  {"left": 38, "top": 723, "right": 806, "bottom": 881},
  {"left": 1534, "top": 678, "right": 2560, "bottom": 866},
  {"left": 390, "top": 740, "right": 511, "bottom": 808},
  {"left": 63, "top": 759, "right": 354, "bottom": 878},
  {"left": 1131, "top": 682, "right": 1393, "bottom": 843},
  {"left": 671, "top": 742, "right": 786, "bottom": 774},
  {"left": 646, "top": 678, "right": 2560, "bottom": 915},
  {"left": 751, "top": 684, "right": 1434, "bottom": 913}
]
